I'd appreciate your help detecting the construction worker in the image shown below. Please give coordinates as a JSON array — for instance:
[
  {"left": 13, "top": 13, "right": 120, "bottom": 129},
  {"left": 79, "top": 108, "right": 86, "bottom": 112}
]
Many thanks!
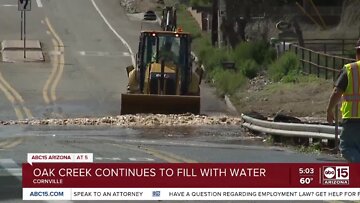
[
  {"left": 326, "top": 39, "right": 360, "bottom": 163},
  {"left": 152, "top": 38, "right": 177, "bottom": 64}
]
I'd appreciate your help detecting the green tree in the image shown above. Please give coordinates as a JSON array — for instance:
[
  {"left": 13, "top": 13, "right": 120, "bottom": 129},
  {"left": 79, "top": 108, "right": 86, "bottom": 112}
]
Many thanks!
[{"left": 189, "top": 0, "right": 211, "bottom": 7}]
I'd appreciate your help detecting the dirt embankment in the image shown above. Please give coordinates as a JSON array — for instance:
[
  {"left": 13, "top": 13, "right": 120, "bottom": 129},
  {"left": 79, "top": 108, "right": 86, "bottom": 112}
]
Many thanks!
[{"left": 232, "top": 75, "right": 334, "bottom": 121}]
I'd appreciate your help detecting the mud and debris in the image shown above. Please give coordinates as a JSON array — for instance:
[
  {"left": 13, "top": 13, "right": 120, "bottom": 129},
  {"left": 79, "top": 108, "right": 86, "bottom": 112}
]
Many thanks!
[{"left": 0, "top": 114, "right": 242, "bottom": 127}]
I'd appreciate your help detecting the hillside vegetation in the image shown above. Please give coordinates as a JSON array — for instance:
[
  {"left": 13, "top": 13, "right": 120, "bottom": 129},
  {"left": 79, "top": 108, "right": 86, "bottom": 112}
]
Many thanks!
[{"left": 175, "top": 5, "right": 334, "bottom": 118}]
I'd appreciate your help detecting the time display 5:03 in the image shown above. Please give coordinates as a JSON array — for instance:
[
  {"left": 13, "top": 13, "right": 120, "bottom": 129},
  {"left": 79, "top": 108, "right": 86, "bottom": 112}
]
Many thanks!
[{"left": 298, "top": 168, "right": 315, "bottom": 175}]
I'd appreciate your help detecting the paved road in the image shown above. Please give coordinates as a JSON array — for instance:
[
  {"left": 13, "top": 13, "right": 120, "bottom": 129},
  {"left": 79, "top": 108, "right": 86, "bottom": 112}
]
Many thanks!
[{"left": 0, "top": 0, "right": 229, "bottom": 121}]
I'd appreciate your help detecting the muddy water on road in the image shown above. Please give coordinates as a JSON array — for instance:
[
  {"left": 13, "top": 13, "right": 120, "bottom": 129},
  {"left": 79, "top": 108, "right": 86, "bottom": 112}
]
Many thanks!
[
  {"left": 0, "top": 125, "right": 266, "bottom": 148},
  {"left": 132, "top": 126, "right": 266, "bottom": 146}
]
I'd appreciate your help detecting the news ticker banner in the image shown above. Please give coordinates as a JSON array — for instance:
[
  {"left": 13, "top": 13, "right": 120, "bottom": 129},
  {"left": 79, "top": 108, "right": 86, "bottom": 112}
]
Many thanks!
[
  {"left": 22, "top": 188, "right": 360, "bottom": 201},
  {"left": 22, "top": 153, "right": 360, "bottom": 200}
]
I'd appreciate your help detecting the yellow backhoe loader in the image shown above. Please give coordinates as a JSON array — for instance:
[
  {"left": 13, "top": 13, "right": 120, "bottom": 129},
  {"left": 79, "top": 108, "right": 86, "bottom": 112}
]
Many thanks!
[{"left": 121, "top": 30, "right": 203, "bottom": 114}]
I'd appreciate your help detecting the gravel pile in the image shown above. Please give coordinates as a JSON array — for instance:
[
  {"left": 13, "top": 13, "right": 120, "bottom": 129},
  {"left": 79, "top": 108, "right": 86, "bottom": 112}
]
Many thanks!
[
  {"left": 248, "top": 74, "right": 272, "bottom": 92},
  {"left": 0, "top": 114, "right": 242, "bottom": 127}
]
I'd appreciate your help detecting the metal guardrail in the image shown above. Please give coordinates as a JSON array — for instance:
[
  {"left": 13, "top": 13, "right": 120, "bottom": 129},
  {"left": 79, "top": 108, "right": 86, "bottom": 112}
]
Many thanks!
[{"left": 241, "top": 114, "right": 341, "bottom": 140}]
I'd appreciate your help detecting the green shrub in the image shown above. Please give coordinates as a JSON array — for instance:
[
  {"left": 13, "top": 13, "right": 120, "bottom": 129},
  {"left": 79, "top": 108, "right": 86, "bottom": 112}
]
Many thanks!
[
  {"left": 212, "top": 69, "right": 246, "bottom": 96},
  {"left": 269, "top": 52, "right": 300, "bottom": 82},
  {"left": 265, "top": 47, "right": 277, "bottom": 65},
  {"left": 196, "top": 36, "right": 212, "bottom": 56},
  {"left": 232, "top": 42, "right": 253, "bottom": 64},
  {"left": 191, "top": 32, "right": 202, "bottom": 40},
  {"left": 240, "top": 59, "right": 260, "bottom": 79},
  {"left": 232, "top": 41, "right": 275, "bottom": 67},
  {"left": 281, "top": 69, "right": 300, "bottom": 83},
  {"left": 207, "top": 49, "right": 230, "bottom": 71},
  {"left": 190, "top": 0, "right": 212, "bottom": 7},
  {"left": 198, "top": 41, "right": 230, "bottom": 73}
]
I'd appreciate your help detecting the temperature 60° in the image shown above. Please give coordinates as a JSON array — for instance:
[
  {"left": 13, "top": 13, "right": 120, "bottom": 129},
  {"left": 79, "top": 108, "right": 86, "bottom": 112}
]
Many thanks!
[{"left": 300, "top": 177, "right": 313, "bottom": 184}]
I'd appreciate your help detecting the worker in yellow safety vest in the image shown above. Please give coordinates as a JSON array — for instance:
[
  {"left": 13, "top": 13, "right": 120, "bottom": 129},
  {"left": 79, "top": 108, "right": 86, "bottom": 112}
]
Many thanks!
[{"left": 327, "top": 39, "right": 360, "bottom": 163}]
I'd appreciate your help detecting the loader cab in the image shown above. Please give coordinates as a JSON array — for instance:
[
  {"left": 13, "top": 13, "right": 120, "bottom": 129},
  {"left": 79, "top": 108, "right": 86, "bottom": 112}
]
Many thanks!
[{"left": 137, "top": 31, "right": 192, "bottom": 95}]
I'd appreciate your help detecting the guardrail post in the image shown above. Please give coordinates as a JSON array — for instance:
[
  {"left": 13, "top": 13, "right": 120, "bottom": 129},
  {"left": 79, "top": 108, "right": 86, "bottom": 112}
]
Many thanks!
[
  {"left": 332, "top": 57, "right": 336, "bottom": 81},
  {"left": 293, "top": 137, "right": 310, "bottom": 146},
  {"left": 325, "top": 55, "right": 328, "bottom": 80},
  {"left": 289, "top": 43, "right": 292, "bottom": 53},
  {"left": 309, "top": 51, "right": 312, "bottom": 74},
  {"left": 301, "top": 48, "right": 305, "bottom": 71},
  {"left": 342, "top": 39, "right": 345, "bottom": 56},
  {"left": 312, "top": 137, "right": 321, "bottom": 145},
  {"left": 283, "top": 40, "right": 286, "bottom": 54},
  {"left": 328, "top": 105, "right": 339, "bottom": 151},
  {"left": 317, "top": 53, "right": 320, "bottom": 78}
]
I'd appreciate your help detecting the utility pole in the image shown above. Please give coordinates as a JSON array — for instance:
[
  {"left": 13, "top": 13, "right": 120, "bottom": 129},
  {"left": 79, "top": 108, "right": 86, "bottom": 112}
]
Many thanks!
[
  {"left": 211, "top": 0, "right": 218, "bottom": 47},
  {"left": 218, "top": 0, "right": 226, "bottom": 48}
]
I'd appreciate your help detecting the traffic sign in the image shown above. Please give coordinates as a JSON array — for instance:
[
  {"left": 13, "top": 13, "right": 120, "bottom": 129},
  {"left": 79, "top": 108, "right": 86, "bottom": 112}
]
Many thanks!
[{"left": 18, "top": 0, "right": 31, "bottom": 11}]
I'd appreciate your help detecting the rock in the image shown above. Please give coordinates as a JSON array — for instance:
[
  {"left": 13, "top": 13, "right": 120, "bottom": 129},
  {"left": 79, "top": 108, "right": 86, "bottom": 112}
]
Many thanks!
[
  {"left": 40, "top": 120, "right": 49, "bottom": 125},
  {"left": 220, "top": 117, "right": 227, "bottom": 122},
  {"left": 244, "top": 111, "right": 267, "bottom": 120},
  {"left": 273, "top": 113, "right": 302, "bottom": 123},
  {"left": 129, "top": 117, "right": 136, "bottom": 122}
]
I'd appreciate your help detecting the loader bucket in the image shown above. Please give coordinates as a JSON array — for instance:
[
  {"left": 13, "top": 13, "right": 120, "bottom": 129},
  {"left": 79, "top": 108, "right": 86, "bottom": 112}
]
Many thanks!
[{"left": 121, "top": 94, "right": 200, "bottom": 115}]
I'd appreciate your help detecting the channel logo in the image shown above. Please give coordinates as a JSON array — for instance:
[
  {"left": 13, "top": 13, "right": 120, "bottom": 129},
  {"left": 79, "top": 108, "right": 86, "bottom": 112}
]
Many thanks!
[
  {"left": 322, "top": 166, "right": 349, "bottom": 185},
  {"left": 152, "top": 191, "right": 161, "bottom": 197}
]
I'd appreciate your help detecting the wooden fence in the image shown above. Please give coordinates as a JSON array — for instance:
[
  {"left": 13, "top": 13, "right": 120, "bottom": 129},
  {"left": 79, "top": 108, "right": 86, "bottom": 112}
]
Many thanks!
[
  {"left": 286, "top": 43, "right": 356, "bottom": 81},
  {"left": 301, "top": 38, "right": 358, "bottom": 57}
]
